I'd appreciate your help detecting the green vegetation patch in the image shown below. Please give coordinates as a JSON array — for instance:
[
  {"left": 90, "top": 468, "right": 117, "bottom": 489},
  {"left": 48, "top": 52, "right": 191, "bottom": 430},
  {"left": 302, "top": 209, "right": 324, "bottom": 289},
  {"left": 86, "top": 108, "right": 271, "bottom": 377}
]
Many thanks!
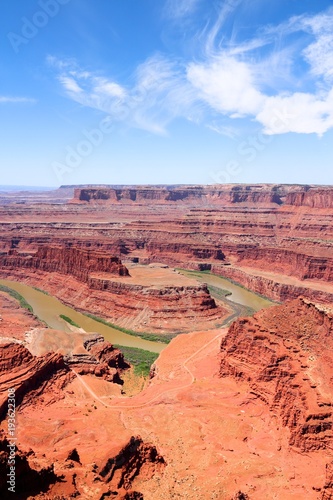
[
  {"left": 207, "top": 284, "right": 232, "bottom": 299},
  {"left": 176, "top": 268, "right": 275, "bottom": 303},
  {"left": 115, "top": 345, "right": 159, "bottom": 377},
  {"left": 0, "top": 284, "right": 34, "bottom": 313},
  {"left": 59, "top": 314, "right": 81, "bottom": 328},
  {"left": 32, "top": 286, "right": 50, "bottom": 295},
  {"left": 84, "top": 312, "right": 173, "bottom": 344}
]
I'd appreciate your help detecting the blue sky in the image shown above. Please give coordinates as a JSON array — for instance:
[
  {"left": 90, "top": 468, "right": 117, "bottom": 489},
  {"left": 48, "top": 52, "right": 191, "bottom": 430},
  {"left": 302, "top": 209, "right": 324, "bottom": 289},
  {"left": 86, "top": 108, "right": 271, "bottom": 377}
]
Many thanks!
[{"left": 1, "top": 0, "right": 332, "bottom": 187}]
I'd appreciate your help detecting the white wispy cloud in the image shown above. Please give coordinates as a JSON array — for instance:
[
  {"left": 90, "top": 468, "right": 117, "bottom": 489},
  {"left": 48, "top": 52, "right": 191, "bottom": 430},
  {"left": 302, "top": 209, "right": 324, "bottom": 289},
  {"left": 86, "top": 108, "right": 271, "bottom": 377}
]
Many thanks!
[
  {"left": 0, "top": 96, "right": 36, "bottom": 104},
  {"left": 301, "top": 10, "right": 333, "bottom": 82},
  {"left": 163, "top": 0, "right": 201, "bottom": 20},
  {"left": 186, "top": 5, "right": 333, "bottom": 135},
  {"left": 204, "top": 0, "right": 243, "bottom": 57},
  {"left": 187, "top": 55, "right": 264, "bottom": 116},
  {"left": 58, "top": 76, "right": 83, "bottom": 94},
  {"left": 93, "top": 78, "right": 126, "bottom": 99},
  {"left": 257, "top": 90, "right": 333, "bottom": 136},
  {"left": 206, "top": 122, "right": 239, "bottom": 139},
  {"left": 50, "top": 5, "right": 333, "bottom": 137},
  {"left": 51, "top": 54, "right": 199, "bottom": 134}
]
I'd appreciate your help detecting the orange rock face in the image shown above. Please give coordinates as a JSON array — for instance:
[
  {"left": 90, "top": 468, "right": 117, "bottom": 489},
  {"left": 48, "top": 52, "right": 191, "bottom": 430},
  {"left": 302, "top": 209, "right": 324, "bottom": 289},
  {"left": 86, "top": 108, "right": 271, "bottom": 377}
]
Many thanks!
[
  {"left": 64, "top": 334, "right": 130, "bottom": 383},
  {"left": 0, "top": 184, "right": 333, "bottom": 498},
  {"left": 0, "top": 342, "right": 73, "bottom": 420},
  {"left": 220, "top": 298, "right": 333, "bottom": 452},
  {"left": 1, "top": 298, "right": 333, "bottom": 498},
  {"left": 72, "top": 184, "right": 333, "bottom": 208},
  {"left": 1, "top": 245, "right": 129, "bottom": 283},
  {"left": 0, "top": 340, "right": 165, "bottom": 499}
]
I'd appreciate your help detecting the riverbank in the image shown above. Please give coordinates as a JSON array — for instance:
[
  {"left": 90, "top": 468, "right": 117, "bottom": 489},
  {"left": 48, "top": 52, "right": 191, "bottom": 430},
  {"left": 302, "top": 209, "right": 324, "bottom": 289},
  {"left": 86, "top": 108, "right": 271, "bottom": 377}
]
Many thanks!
[{"left": 0, "top": 279, "right": 165, "bottom": 353}]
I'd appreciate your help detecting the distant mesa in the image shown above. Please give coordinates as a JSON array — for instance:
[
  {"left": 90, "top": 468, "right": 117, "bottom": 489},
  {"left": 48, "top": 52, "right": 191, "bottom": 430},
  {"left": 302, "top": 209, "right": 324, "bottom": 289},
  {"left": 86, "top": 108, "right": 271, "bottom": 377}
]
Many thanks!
[{"left": 71, "top": 184, "right": 333, "bottom": 208}]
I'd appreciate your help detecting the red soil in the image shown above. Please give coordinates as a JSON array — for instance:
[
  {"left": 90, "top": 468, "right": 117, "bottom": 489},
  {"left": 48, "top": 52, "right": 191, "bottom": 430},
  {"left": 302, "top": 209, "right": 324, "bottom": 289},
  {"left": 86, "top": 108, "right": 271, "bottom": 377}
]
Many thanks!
[{"left": 0, "top": 296, "right": 333, "bottom": 498}]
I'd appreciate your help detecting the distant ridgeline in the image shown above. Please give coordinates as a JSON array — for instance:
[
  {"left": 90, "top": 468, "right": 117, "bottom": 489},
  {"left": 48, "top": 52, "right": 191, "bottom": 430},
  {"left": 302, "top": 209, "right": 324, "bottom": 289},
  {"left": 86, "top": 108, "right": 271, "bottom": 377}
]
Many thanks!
[{"left": 70, "top": 184, "right": 333, "bottom": 208}]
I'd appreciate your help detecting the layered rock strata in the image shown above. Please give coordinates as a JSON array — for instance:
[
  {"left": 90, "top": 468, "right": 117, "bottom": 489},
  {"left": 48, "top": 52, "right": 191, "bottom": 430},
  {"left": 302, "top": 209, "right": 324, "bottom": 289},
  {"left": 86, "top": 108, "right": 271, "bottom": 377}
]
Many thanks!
[
  {"left": 0, "top": 430, "right": 58, "bottom": 499},
  {"left": 23, "top": 272, "right": 223, "bottom": 333},
  {"left": 73, "top": 184, "right": 333, "bottom": 208},
  {"left": 65, "top": 335, "right": 130, "bottom": 383},
  {"left": 0, "top": 342, "right": 73, "bottom": 419},
  {"left": 2, "top": 295, "right": 333, "bottom": 497},
  {"left": 0, "top": 245, "right": 129, "bottom": 283},
  {"left": 220, "top": 298, "right": 333, "bottom": 452},
  {"left": 1, "top": 184, "right": 332, "bottom": 306}
]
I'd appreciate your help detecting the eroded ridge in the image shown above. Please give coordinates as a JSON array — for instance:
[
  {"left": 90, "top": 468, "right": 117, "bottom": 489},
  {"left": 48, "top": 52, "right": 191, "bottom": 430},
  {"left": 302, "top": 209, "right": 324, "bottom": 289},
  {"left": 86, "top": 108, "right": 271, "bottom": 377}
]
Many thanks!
[{"left": 220, "top": 298, "right": 333, "bottom": 452}]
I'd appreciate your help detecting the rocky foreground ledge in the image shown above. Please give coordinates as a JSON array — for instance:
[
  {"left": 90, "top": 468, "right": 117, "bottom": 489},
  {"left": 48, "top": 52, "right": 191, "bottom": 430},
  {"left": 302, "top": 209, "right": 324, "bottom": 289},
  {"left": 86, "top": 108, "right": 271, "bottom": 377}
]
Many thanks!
[{"left": 1, "top": 295, "right": 333, "bottom": 498}]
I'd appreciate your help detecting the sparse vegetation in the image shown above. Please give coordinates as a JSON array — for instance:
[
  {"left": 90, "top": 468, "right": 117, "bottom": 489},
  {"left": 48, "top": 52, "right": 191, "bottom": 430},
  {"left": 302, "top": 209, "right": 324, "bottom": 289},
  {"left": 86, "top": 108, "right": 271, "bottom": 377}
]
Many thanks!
[
  {"left": 176, "top": 268, "right": 275, "bottom": 303},
  {"left": 84, "top": 312, "right": 173, "bottom": 343},
  {"left": 0, "top": 284, "right": 34, "bottom": 313},
  {"left": 207, "top": 284, "right": 232, "bottom": 299},
  {"left": 32, "top": 286, "right": 50, "bottom": 295},
  {"left": 0, "top": 284, "right": 50, "bottom": 326},
  {"left": 59, "top": 314, "right": 80, "bottom": 328},
  {"left": 115, "top": 345, "right": 159, "bottom": 377}
]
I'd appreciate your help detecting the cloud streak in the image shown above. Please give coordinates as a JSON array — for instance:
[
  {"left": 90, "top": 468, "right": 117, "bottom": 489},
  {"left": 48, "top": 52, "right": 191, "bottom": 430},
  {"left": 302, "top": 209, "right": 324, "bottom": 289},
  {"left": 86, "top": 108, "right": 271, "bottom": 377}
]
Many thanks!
[
  {"left": 163, "top": 0, "right": 201, "bottom": 20},
  {"left": 51, "top": 54, "right": 200, "bottom": 134},
  {"left": 0, "top": 96, "right": 36, "bottom": 104},
  {"left": 50, "top": 4, "right": 333, "bottom": 137}
]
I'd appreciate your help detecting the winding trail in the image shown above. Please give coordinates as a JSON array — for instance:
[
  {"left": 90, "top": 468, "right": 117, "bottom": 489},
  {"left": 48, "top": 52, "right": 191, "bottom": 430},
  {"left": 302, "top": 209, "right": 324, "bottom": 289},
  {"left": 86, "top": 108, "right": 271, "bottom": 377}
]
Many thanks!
[{"left": 72, "top": 329, "right": 226, "bottom": 410}]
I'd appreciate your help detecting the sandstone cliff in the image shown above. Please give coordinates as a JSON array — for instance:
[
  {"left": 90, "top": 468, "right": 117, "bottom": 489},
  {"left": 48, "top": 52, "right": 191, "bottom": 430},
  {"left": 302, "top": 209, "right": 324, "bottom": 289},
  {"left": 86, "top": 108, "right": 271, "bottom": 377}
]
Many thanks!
[
  {"left": 73, "top": 184, "right": 333, "bottom": 208},
  {"left": 63, "top": 335, "right": 130, "bottom": 383},
  {"left": 220, "top": 298, "right": 333, "bottom": 452},
  {"left": 0, "top": 342, "right": 73, "bottom": 419},
  {"left": 2, "top": 294, "right": 333, "bottom": 497},
  {"left": 0, "top": 266, "right": 226, "bottom": 333},
  {"left": 0, "top": 430, "right": 58, "bottom": 499},
  {"left": 212, "top": 264, "right": 333, "bottom": 304},
  {"left": 0, "top": 246, "right": 129, "bottom": 284}
]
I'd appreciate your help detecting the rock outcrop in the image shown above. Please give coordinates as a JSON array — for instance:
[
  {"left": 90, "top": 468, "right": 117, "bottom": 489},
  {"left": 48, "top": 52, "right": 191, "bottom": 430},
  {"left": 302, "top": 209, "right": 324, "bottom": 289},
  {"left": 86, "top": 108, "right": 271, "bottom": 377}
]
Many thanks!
[
  {"left": 220, "top": 298, "right": 333, "bottom": 452},
  {"left": 0, "top": 342, "right": 73, "bottom": 419},
  {"left": 322, "top": 461, "right": 333, "bottom": 500},
  {"left": 0, "top": 245, "right": 129, "bottom": 284},
  {"left": 1, "top": 292, "right": 333, "bottom": 497},
  {"left": 65, "top": 335, "right": 130, "bottom": 383},
  {"left": 99, "top": 435, "right": 165, "bottom": 491},
  {"left": 0, "top": 430, "right": 59, "bottom": 499},
  {"left": 0, "top": 427, "right": 164, "bottom": 499},
  {"left": 0, "top": 263, "right": 226, "bottom": 334},
  {"left": 212, "top": 264, "right": 333, "bottom": 304}
]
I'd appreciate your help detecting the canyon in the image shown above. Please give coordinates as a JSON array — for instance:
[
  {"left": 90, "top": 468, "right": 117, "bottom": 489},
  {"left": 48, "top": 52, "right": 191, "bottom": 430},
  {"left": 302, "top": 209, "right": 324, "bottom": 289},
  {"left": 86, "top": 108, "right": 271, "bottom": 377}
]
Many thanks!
[
  {"left": 0, "top": 184, "right": 332, "bottom": 309},
  {"left": 0, "top": 183, "right": 332, "bottom": 499},
  {"left": 0, "top": 249, "right": 226, "bottom": 334}
]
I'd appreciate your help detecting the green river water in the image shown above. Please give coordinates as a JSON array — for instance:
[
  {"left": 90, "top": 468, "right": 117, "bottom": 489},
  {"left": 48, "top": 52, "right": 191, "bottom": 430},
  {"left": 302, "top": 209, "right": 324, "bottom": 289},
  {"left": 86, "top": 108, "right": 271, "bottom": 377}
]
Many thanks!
[{"left": 0, "top": 272, "right": 273, "bottom": 353}]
